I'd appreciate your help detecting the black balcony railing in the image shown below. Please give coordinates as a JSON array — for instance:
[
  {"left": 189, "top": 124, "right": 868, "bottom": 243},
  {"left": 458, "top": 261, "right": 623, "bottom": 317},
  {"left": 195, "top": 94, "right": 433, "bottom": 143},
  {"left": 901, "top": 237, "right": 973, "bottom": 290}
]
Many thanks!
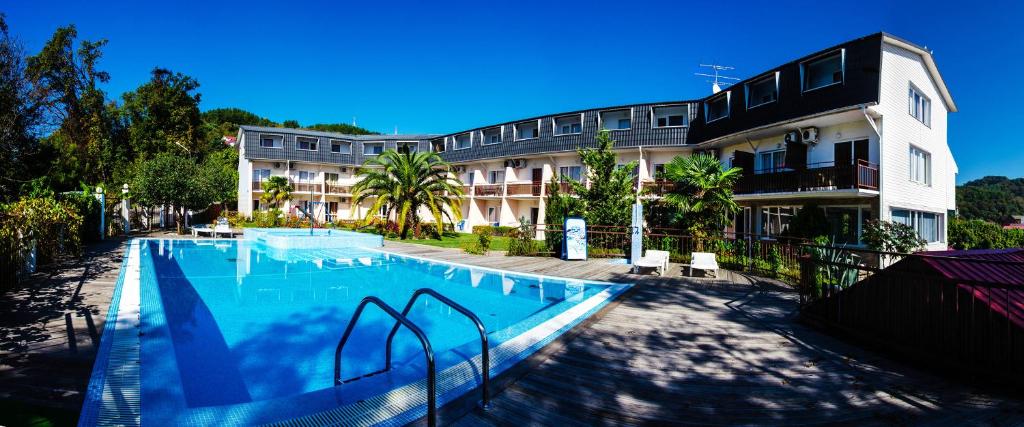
[{"left": 735, "top": 160, "right": 878, "bottom": 195}]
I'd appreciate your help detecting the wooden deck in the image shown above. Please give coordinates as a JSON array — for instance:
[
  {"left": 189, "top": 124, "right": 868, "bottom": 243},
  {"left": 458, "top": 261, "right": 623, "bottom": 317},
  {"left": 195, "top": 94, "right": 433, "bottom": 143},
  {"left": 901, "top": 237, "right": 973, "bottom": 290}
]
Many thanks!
[
  {"left": 380, "top": 241, "right": 1024, "bottom": 426},
  {"left": 1, "top": 234, "right": 1022, "bottom": 425}
]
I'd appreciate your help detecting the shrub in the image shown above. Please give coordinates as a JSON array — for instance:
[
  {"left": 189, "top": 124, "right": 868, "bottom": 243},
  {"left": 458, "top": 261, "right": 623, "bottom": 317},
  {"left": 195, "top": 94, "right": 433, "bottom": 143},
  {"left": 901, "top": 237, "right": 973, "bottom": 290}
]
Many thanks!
[
  {"left": 1, "top": 196, "right": 85, "bottom": 287},
  {"left": 862, "top": 220, "right": 926, "bottom": 253},
  {"left": 465, "top": 228, "right": 492, "bottom": 255},
  {"left": 506, "top": 220, "right": 538, "bottom": 256},
  {"left": 471, "top": 225, "right": 515, "bottom": 237}
]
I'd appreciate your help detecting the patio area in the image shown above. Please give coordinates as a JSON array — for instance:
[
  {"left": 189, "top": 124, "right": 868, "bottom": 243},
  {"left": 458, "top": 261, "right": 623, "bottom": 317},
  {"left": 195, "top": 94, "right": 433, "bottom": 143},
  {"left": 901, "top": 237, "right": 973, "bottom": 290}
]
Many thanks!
[{"left": 0, "top": 235, "right": 1021, "bottom": 425}]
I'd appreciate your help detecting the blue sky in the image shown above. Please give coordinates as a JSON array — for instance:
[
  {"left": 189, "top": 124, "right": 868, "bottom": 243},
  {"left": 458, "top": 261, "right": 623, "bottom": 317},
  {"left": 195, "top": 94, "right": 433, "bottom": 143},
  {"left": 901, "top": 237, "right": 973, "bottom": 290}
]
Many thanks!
[{"left": 5, "top": 0, "right": 1022, "bottom": 183}]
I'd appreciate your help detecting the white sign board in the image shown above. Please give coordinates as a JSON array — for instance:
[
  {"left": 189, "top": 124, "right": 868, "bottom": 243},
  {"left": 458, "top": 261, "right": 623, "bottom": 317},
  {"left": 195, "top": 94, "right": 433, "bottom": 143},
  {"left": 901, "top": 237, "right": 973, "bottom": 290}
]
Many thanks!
[
  {"left": 630, "top": 202, "right": 643, "bottom": 264},
  {"left": 562, "top": 217, "right": 587, "bottom": 260}
]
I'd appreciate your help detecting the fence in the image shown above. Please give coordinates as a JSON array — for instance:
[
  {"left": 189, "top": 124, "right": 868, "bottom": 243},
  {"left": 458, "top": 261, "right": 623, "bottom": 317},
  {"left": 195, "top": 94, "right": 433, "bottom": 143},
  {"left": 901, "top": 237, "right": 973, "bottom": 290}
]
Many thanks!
[{"left": 798, "top": 251, "right": 1024, "bottom": 384}]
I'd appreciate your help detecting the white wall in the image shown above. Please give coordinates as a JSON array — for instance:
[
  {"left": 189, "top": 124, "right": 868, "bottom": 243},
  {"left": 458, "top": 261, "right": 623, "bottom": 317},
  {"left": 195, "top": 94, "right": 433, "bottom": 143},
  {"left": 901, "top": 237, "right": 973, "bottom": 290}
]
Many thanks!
[
  {"left": 877, "top": 42, "right": 956, "bottom": 249},
  {"left": 717, "top": 121, "right": 879, "bottom": 170}
]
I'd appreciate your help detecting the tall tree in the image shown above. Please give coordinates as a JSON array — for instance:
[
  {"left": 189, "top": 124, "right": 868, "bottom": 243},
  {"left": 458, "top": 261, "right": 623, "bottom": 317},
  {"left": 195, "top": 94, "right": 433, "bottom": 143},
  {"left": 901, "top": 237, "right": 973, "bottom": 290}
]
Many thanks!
[
  {"left": 570, "top": 130, "right": 637, "bottom": 227},
  {"left": 0, "top": 14, "right": 45, "bottom": 201},
  {"left": 661, "top": 153, "right": 742, "bottom": 236},
  {"left": 132, "top": 153, "right": 215, "bottom": 234},
  {"left": 25, "top": 24, "right": 122, "bottom": 188},
  {"left": 121, "top": 68, "right": 206, "bottom": 157},
  {"left": 260, "top": 176, "right": 292, "bottom": 209},
  {"left": 352, "top": 150, "right": 463, "bottom": 239}
]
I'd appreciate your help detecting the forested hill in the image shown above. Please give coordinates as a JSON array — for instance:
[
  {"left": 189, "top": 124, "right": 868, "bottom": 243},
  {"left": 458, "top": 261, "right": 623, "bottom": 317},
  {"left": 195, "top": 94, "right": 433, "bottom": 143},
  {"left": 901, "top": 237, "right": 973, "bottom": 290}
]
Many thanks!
[
  {"left": 956, "top": 176, "right": 1024, "bottom": 223},
  {"left": 201, "top": 107, "right": 379, "bottom": 137}
]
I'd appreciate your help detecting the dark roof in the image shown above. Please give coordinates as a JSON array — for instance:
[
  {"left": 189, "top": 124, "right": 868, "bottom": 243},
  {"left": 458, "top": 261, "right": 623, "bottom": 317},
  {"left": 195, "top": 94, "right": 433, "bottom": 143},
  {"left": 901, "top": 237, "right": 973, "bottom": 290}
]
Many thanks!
[{"left": 238, "top": 125, "right": 438, "bottom": 140}]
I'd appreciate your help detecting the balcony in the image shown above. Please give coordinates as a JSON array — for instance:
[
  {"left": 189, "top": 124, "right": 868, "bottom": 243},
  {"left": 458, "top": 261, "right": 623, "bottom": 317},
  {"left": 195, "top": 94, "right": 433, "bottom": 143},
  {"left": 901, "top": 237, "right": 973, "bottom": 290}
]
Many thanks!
[
  {"left": 641, "top": 181, "right": 676, "bottom": 196},
  {"left": 735, "top": 161, "right": 879, "bottom": 195},
  {"left": 325, "top": 184, "right": 352, "bottom": 195},
  {"left": 506, "top": 182, "right": 542, "bottom": 197},
  {"left": 474, "top": 184, "right": 503, "bottom": 197},
  {"left": 554, "top": 181, "right": 577, "bottom": 195},
  {"left": 292, "top": 182, "right": 317, "bottom": 193}
]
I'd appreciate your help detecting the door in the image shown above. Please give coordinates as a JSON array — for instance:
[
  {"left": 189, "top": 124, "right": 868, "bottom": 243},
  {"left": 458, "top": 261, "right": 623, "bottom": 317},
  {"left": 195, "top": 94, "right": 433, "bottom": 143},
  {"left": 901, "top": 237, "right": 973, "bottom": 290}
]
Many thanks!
[
  {"left": 834, "top": 141, "right": 852, "bottom": 188},
  {"left": 531, "top": 168, "right": 543, "bottom": 196},
  {"left": 530, "top": 207, "right": 539, "bottom": 226}
]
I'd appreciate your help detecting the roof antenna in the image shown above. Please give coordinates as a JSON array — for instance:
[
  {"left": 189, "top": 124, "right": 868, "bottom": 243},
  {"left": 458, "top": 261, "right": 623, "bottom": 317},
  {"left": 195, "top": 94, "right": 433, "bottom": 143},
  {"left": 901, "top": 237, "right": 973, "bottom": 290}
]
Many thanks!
[
  {"left": 695, "top": 64, "right": 740, "bottom": 94},
  {"left": 352, "top": 116, "right": 357, "bottom": 127},
  {"left": 394, "top": 125, "right": 399, "bottom": 135}
]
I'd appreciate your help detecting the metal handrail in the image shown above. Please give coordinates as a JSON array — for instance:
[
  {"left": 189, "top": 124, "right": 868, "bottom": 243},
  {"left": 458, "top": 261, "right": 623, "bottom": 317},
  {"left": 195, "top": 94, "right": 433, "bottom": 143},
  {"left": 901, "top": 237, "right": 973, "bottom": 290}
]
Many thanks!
[
  {"left": 386, "top": 288, "right": 491, "bottom": 409},
  {"left": 334, "top": 296, "right": 438, "bottom": 427}
]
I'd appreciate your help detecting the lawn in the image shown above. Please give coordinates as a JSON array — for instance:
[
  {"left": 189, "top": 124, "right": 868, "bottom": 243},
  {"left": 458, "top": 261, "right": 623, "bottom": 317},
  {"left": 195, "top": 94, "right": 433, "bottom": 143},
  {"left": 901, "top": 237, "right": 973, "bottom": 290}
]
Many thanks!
[{"left": 386, "top": 233, "right": 511, "bottom": 251}]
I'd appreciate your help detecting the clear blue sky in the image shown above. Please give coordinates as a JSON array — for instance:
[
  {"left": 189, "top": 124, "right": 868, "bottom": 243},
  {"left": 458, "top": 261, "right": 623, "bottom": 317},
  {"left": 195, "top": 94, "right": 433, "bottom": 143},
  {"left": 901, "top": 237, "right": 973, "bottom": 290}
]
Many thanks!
[{"left": 5, "top": 0, "right": 1022, "bottom": 183}]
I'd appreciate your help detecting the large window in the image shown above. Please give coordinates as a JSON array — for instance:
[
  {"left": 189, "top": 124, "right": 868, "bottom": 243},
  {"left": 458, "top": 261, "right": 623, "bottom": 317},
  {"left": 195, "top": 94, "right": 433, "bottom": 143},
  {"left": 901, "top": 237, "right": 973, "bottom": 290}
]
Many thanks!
[
  {"left": 554, "top": 115, "right": 583, "bottom": 135},
  {"left": 559, "top": 166, "right": 582, "bottom": 181},
  {"left": 909, "top": 146, "right": 931, "bottom": 185},
  {"left": 802, "top": 50, "right": 844, "bottom": 91},
  {"left": 746, "top": 73, "right": 779, "bottom": 109},
  {"left": 296, "top": 136, "right": 318, "bottom": 151},
  {"left": 761, "top": 206, "right": 799, "bottom": 236},
  {"left": 757, "top": 150, "right": 786, "bottom": 173},
  {"left": 488, "top": 170, "right": 504, "bottom": 184},
  {"left": 908, "top": 84, "right": 931, "bottom": 126},
  {"left": 298, "top": 170, "right": 316, "bottom": 182},
  {"left": 259, "top": 134, "right": 283, "bottom": 148},
  {"left": 396, "top": 141, "right": 418, "bottom": 153},
  {"left": 892, "top": 209, "right": 943, "bottom": 243},
  {"left": 514, "top": 121, "right": 539, "bottom": 140},
  {"left": 652, "top": 105, "right": 688, "bottom": 128},
  {"left": 324, "top": 172, "right": 339, "bottom": 184},
  {"left": 252, "top": 168, "right": 270, "bottom": 181},
  {"left": 599, "top": 109, "right": 631, "bottom": 130},
  {"left": 705, "top": 93, "right": 730, "bottom": 122},
  {"left": 453, "top": 133, "right": 471, "bottom": 149},
  {"left": 363, "top": 142, "right": 384, "bottom": 155},
  {"left": 481, "top": 127, "right": 502, "bottom": 145},
  {"left": 822, "top": 206, "right": 873, "bottom": 245},
  {"left": 330, "top": 140, "right": 351, "bottom": 154}
]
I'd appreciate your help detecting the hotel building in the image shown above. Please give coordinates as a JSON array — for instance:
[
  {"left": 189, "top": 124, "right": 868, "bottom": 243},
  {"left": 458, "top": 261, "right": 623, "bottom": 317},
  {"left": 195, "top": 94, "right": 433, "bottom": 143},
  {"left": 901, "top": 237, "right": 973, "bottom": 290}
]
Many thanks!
[{"left": 236, "top": 32, "right": 957, "bottom": 249}]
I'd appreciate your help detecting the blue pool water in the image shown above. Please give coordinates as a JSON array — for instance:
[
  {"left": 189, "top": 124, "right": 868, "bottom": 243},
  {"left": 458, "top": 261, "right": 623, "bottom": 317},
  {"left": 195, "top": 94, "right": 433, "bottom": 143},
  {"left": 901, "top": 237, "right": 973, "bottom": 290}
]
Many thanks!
[{"left": 120, "top": 237, "right": 623, "bottom": 425}]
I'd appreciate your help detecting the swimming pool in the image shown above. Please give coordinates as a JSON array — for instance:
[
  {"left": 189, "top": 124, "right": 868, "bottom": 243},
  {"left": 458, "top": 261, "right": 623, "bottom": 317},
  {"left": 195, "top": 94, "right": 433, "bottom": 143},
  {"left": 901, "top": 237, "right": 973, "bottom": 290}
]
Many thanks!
[{"left": 80, "top": 236, "right": 628, "bottom": 426}]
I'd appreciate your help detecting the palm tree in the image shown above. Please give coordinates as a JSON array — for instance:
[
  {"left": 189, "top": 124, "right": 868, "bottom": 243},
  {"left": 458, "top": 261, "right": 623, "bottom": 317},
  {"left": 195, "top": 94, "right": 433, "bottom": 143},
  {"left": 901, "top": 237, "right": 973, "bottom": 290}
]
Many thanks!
[
  {"left": 352, "top": 150, "right": 464, "bottom": 239},
  {"left": 662, "top": 153, "right": 743, "bottom": 236},
  {"left": 260, "top": 175, "right": 292, "bottom": 209}
]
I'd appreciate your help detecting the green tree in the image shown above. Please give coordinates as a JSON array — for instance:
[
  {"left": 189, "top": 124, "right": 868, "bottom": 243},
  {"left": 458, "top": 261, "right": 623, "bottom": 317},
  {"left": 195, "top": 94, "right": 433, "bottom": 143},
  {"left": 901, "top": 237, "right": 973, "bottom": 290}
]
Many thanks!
[
  {"left": 352, "top": 150, "right": 463, "bottom": 239},
  {"left": 282, "top": 119, "right": 299, "bottom": 128},
  {"left": 260, "top": 176, "right": 292, "bottom": 209},
  {"left": 570, "top": 130, "right": 637, "bottom": 227},
  {"left": 862, "top": 220, "right": 926, "bottom": 253},
  {"left": 121, "top": 68, "right": 207, "bottom": 157},
  {"left": 132, "top": 153, "right": 215, "bottom": 234},
  {"left": 0, "top": 14, "right": 46, "bottom": 202},
  {"left": 956, "top": 176, "right": 1024, "bottom": 224},
  {"left": 26, "top": 24, "right": 124, "bottom": 189},
  {"left": 661, "top": 153, "right": 742, "bottom": 236},
  {"left": 201, "top": 148, "right": 238, "bottom": 205},
  {"left": 306, "top": 122, "right": 377, "bottom": 135}
]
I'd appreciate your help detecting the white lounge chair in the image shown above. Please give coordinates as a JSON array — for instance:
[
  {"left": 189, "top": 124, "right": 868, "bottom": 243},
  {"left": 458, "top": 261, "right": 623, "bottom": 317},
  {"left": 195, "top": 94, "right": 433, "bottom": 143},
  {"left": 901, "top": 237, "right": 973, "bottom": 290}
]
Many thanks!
[
  {"left": 191, "top": 224, "right": 214, "bottom": 237},
  {"left": 633, "top": 250, "right": 670, "bottom": 275},
  {"left": 213, "top": 218, "right": 234, "bottom": 238},
  {"left": 689, "top": 252, "right": 719, "bottom": 278}
]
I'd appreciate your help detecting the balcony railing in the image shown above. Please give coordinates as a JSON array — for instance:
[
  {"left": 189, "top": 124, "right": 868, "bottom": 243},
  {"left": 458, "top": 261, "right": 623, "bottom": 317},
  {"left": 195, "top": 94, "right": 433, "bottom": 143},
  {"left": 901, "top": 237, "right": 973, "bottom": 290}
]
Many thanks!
[
  {"left": 461, "top": 185, "right": 473, "bottom": 197},
  {"left": 641, "top": 181, "right": 675, "bottom": 196},
  {"left": 325, "top": 184, "right": 352, "bottom": 195},
  {"left": 474, "top": 184, "right": 503, "bottom": 197},
  {"left": 735, "top": 161, "right": 879, "bottom": 195},
  {"left": 252, "top": 181, "right": 264, "bottom": 191},
  {"left": 506, "top": 182, "right": 543, "bottom": 196},
  {"left": 292, "top": 182, "right": 316, "bottom": 193}
]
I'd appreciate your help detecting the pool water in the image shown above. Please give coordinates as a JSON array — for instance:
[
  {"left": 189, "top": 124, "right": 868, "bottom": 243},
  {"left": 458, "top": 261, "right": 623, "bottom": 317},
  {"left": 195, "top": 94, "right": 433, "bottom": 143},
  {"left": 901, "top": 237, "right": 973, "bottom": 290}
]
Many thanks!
[{"left": 130, "top": 238, "right": 621, "bottom": 425}]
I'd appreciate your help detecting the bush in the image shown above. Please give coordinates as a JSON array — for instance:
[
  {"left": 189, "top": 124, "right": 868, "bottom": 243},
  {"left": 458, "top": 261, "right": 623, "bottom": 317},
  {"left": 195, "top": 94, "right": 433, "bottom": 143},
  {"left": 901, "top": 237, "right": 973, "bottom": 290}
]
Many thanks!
[
  {"left": 1, "top": 196, "right": 85, "bottom": 287},
  {"left": 58, "top": 191, "right": 102, "bottom": 243},
  {"left": 949, "top": 217, "right": 1024, "bottom": 249},
  {"left": 471, "top": 225, "right": 515, "bottom": 237},
  {"left": 465, "top": 228, "right": 492, "bottom": 255},
  {"left": 862, "top": 220, "right": 925, "bottom": 253},
  {"left": 506, "top": 221, "right": 538, "bottom": 256}
]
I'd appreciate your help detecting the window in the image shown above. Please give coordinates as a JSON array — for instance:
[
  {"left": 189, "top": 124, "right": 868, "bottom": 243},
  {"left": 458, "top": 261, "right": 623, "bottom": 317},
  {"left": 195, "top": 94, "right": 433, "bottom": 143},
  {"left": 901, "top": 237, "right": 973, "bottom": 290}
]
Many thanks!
[
  {"left": 363, "top": 142, "right": 384, "bottom": 155},
  {"left": 481, "top": 128, "right": 501, "bottom": 145},
  {"left": 746, "top": 73, "right": 779, "bottom": 109},
  {"left": 705, "top": 93, "right": 730, "bottom": 123},
  {"left": 653, "top": 163, "right": 665, "bottom": 180},
  {"left": 453, "top": 134, "right": 471, "bottom": 149},
  {"left": 908, "top": 84, "right": 931, "bottom": 126},
  {"left": 259, "top": 134, "right": 283, "bottom": 148},
  {"left": 430, "top": 138, "right": 445, "bottom": 153},
  {"left": 822, "top": 206, "right": 873, "bottom": 245},
  {"left": 757, "top": 150, "right": 786, "bottom": 173},
  {"left": 514, "top": 121, "right": 539, "bottom": 140},
  {"left": 892, "top": 209, "right": 943, "bottom": 243},
  {"left": 296, "top": 136, "right": 318, "bottom": 151},
  {"left": 397, "top": 141, "right": 418, "bottom": 153},
  {"left": 652, "top": 105, "right": 688, "bottom": 128},
  {"left": 298, "top": 171, "right": 316, "bottom": 182},
  {"left": 761, "top": 206, "right": 799, "bottom": 236},
  {"left": 599, "top": 110, "right": 631, "bottom": 130},
  {"left": 324, "top": 172, "right": 339, "bottom": 184},
  {"left": 488, "top": 170, "right": 504, "bottom": 184},
  {"left": 251, "top": 168, "right": 270, "bottom": 181},
  {"left": 559, "top": 166, "right": 582, "bottom": 181},
  {"left": 909, "top": 146, "right": 931, "bottom": 185},
  {"left": 554, "top": 115, "right": 583, "bottom": 135},
  {"left": 802, "top": 50, "right": 844, "bottom": 91},
  {"left": 330, "top": 140, "right": 351, "bottom": 154}
]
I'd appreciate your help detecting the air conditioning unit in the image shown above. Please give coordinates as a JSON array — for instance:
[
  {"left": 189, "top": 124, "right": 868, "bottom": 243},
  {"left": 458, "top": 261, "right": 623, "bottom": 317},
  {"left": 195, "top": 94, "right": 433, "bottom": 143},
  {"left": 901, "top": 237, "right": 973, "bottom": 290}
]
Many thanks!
[
  {"left": 453, "top": 165, "right": 467, "bottom": 173},
  {"left": 512, "top": 159, "right": 528, "bottom": 169},
  {"left": 801, "top": 127, "right": 819, "bottom": 144},
  {"left": 503, "top": 160, "right": 515, "bottom": 168},
  {"left": 784, "top": 131, "right": 801, "bottom": 144},
  {"left": 273, "top": 162, "right": 282, "bottom": 169}
]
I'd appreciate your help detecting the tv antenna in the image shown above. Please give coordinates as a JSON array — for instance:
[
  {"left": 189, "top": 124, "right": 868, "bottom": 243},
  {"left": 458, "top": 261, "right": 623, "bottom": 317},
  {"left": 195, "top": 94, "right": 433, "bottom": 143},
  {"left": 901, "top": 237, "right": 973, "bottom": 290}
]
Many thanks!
[{"left": 695, "top": 64, "right": 740, "bottom": 94}]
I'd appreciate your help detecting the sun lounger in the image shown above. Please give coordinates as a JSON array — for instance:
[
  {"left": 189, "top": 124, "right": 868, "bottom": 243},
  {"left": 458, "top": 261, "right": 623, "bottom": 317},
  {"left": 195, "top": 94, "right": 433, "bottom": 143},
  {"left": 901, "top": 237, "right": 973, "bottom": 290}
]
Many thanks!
[
  {"left": 213, "top": 218, "right": 234, "bottom": 238},
  {"left": 191, "top": 224, "right": 214, "bottom": 237},
  {"left": 689, "top": 252, "right": 719, "bottom": 278},
  {"left": 633, "top": 250, "right": 670, "bottom": 275}
]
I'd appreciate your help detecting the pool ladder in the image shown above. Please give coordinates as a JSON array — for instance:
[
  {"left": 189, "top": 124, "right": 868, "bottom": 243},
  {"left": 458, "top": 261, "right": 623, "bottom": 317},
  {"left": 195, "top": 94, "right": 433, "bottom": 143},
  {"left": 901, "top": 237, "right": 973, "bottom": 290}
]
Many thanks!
[{"left": 334, "top": 288, "right": 490, "bottom": 427}]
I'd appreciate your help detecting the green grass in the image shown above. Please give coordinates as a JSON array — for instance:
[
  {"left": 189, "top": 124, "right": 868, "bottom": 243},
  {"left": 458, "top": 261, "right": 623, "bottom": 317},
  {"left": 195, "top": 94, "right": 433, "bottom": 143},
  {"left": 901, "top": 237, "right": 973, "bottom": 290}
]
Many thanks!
[{"left": 386, "top": 233, "right": 511, "bottom": 251}]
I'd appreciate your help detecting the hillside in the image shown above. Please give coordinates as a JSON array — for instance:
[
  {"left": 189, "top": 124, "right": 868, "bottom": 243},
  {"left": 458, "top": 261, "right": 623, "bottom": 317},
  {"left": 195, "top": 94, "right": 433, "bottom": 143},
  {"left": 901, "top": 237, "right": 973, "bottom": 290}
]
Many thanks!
[
  {"left": 201, "top": 107, "right": 378, "bottom": 137},
  {"left": 956, "top": 176, "right": 1024, "bottom": 223}
]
